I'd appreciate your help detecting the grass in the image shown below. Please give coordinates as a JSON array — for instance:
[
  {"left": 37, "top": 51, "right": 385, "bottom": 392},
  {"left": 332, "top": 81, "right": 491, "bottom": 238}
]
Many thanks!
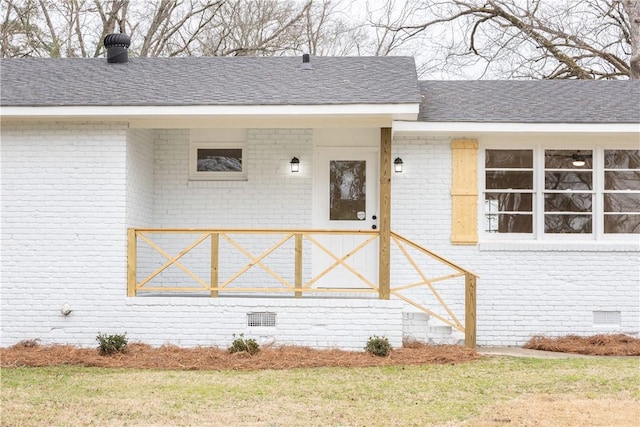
[{"left": 1, "top": 356, "right": 639, "bottom": 426}]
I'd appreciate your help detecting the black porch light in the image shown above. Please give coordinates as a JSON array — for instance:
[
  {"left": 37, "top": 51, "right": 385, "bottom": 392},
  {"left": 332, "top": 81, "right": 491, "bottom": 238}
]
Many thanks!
[
  {"left": 394, "top": 157, "right": 404, "bottom": 173},
  {"left": 290, "top": 157, "right": 300, "bottom": 173}
]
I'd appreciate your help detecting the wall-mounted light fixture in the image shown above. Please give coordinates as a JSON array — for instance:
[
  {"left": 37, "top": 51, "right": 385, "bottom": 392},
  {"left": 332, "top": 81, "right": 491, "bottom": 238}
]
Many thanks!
[
  {"left": 394, "top": 157, "right": 404, "bottom": 173},
  {"left": 290, "top": 157, "right": 300, "bottom": 173},
  {"left": 572, "top": 152, "right": 586, "bottom": 167}
]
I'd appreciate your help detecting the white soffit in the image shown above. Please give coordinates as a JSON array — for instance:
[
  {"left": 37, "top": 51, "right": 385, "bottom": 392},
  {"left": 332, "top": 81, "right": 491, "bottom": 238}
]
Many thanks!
[{"left": 392, "top": 121, "right": 640, "bottom": 136}]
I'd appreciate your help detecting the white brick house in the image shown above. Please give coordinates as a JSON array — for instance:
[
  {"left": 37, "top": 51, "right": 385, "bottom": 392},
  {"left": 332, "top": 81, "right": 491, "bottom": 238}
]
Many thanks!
[{"left": 1, "top": 44, "right": 639, "bottom": 350}]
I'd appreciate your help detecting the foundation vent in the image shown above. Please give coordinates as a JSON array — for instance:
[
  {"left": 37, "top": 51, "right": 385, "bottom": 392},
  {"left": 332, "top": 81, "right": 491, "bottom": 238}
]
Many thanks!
[
  {"left": 593, "top": 311, "right": 621, "bottom": 326},
  {"left": 247, "top": 312, "right": 277, "bottom": 327}
]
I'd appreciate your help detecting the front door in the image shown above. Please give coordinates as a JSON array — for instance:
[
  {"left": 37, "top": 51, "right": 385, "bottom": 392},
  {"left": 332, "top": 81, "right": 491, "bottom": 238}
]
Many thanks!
[{"left": 312, "top": 147, "right": 379, "bottom": 289}]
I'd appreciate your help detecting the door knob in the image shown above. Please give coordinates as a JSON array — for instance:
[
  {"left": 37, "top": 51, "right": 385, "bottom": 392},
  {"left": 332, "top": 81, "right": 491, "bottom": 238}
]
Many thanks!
[{"left": 371, "top": 225, "right": 377, "bottom": 230}]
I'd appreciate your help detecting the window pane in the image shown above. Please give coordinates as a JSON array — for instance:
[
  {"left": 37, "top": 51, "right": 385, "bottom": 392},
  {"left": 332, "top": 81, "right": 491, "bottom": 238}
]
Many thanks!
[
  {"left": 604, "top": 193, "right": 640, "bottom": 213},
  {"left": 485, "top": 214, "right": 532, "bottom": 233},
  {"left": 604, "top": 150, "right": 640, "bottom": 169},
  {"left": 330, "top": 160, "right": 366, "bottom": 220},
  {"left": 486, "top": 171, "right": 533, "bottom": 189},
  {"left": 604, "top": 214, "right": 640, "bottom": 233},
  {"left": 197, "top": 148, "right": 242, "bottom": 171},
  {"left": 545, "top": 193, "right": 592, "bottom": 212},
  {"left": 545, "top": 150, "right": 592, "bottom": 169},
  {"left": 486, "top": 150, "right": 533, "bottom": 168},
  {"left": 605, "top": 171, "right": 640, "bottom": 190},
  {"left": 485, "top": 193, "right": 532, "bottom": 212},
  {"left": 545, "top": 171, "right": 592, "bottom": 190},
  {"left": 545, "top": 214, "right": 592, "bottom": 233}
]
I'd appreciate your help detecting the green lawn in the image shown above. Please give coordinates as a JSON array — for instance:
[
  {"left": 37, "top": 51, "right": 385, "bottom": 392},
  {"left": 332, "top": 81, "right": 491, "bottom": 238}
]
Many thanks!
[{"left": 2, "top": 356, "right": 639, "bottom": 426}]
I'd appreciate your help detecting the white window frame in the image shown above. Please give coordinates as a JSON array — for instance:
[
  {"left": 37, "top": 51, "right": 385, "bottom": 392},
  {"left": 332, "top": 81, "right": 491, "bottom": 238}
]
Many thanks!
[
  {"left": 538, "top": 147, "right": 594, "bottom": 241},
  {"left": 600, "top": 147, "right": 640, "bottom": 239},
  {"left": 189, "top": 141, "right": 248, "bottom": 181},
  {"left": 480, "top": 141, "right": 639, "bottom": 242},
  {"left": 481, "top": 148, "right": 535, "bottom": 239}
]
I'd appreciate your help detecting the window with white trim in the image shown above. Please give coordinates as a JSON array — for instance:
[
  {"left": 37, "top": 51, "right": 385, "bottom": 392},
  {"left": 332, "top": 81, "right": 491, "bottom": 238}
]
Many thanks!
[
  {"left": 603, "top": 149, "right": 640, "bottom": 233},
  {"left": 484, "top": 149, "right": 533, "bottom": 234},
  {"left": 189, "top": 142, "right": 247, "bottom": 181},
  {"left": 544, "top": 149, "right": 593, "bottom": 234},
  {"left": 482, "top": 147, "right": 640, "bottom": 238}
]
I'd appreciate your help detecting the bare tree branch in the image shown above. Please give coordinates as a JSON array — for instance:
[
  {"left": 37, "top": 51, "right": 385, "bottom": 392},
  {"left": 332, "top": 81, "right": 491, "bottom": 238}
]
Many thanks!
[{"left": 371, "top": 0, "right": 637, "bottom": 79}]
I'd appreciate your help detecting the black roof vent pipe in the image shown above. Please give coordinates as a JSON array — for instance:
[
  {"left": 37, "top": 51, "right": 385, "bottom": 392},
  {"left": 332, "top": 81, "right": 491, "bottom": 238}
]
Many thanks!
[
  {"left": 104, "top": 33, "right": 131, "bottom": 64},
  {"left": 301, "top": 53, "right": 312, "bottom": 70}
]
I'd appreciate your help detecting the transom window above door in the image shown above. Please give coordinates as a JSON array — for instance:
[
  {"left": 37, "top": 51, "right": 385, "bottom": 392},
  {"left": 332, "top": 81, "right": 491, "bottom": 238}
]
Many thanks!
[{"left": 482, "top": 147, "right": 640, "bottom": 239}]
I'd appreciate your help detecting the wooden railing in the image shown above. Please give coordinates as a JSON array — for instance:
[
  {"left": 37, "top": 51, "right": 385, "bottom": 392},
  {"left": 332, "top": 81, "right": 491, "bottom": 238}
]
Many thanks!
[
  {"left": 127, "top": 228, "right": 477, "bottom": 347},
  {"left": 390, "top": 232, "right": 477, "bottom": 348}
]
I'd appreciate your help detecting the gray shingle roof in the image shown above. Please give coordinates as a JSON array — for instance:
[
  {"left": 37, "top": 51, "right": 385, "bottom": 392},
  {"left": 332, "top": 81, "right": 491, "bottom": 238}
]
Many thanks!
[
  {"left": 0, "top": 56, "right": 421, "bottom": 107},
  {"left": 2, "top": 56, "right": 638, "bottom": 125},
  {"left": 418, "top": 80, "right": 640, "bottom": 123}
]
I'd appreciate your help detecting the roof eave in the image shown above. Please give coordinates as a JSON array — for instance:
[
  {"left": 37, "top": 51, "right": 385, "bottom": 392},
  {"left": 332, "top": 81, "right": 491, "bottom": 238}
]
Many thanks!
[
  {"left": 1, "top": 103, "right": 419, "bottom": 128},
  {"left": 392, "top": 121, "right": 640, "bottom": 136}
]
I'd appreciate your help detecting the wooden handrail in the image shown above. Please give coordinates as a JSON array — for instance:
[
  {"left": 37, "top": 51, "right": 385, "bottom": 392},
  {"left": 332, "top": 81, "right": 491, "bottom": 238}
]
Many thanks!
[
  {"left": 131, "top": 228, "right": 379, "bottom": 234},
  {"left": 127, "top": 228, "right": 477, "bottom": 348},
  {"left": 390, "top": 231, "right": 478, "bottom": 277},
  {"left": 389, "top": 231, "right": 477, "bottom": 348}
]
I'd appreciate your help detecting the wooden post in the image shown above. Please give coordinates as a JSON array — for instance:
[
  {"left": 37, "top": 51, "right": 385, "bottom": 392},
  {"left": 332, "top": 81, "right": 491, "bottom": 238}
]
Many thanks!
[
  {"left": 379, "top": 128, "right": 392, "bottom": 300},
  {"left": 127, "top": 228, "right": 137, "bottom": 297},
  {"left": 211, "top": 233, "right": 219, "bottom": 297},
  {"left": 465, "top": 272, "right": 477, "bottom": 349},
  {"left": 295, "top": 233, "right": 302, "bottom": 298}
]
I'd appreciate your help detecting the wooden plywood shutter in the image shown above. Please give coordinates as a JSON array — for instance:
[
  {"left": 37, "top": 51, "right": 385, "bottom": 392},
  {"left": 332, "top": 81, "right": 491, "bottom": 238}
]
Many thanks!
[{"left": 451, "top": 139, "right": 478, "bottom": 245}]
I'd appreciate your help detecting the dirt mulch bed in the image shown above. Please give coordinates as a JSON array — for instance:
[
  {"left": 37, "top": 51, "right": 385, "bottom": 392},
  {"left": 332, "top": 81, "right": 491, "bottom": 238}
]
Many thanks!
[
  {"left": 0, "top": 340, "right": 479, "bottom": 370},
  {"left": 524, "top": 334, "right": 640, "bottom": 356},
  {"left": 3, "top": 334, "right": 637, "bottom": 370}
]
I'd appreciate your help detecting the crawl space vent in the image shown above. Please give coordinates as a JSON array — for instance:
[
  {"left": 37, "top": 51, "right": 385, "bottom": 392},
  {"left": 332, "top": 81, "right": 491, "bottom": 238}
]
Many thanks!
[
  {"left": 593, "top": 311, "right": 621, "bottom": 326},
  {"left": 247, "top": 312, "right": 277, "bottom": 327}
]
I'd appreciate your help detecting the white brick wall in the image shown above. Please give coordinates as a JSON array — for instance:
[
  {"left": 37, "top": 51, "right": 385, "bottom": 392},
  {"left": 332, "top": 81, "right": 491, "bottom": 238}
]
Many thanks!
[
  {"left": 153, "top": 129, "right": 313, "bottom": 228},
  {"left": 392, "top": 136, "right": 640, "bottom": 346},
  {"left": 1, "top": 121, "right": 129, "bottom": 345},
  {"left": 1, "top": 125, "right": 401, "bottom": 350},
  {"left": 122, "top": 297, "right": 404, "bottom": 350},
  {"left": 126, "top": 129, "right": 154, "bottom": 227},
  {"left": 2, "top": 124, "right": 637, "bottom": 349},
  {"left": 144, "top": 128, "right": 315, "bottom": 288}
]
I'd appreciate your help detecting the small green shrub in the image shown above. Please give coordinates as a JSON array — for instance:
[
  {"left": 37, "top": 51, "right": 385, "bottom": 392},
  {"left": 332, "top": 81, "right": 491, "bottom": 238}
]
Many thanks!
[
  {"left": 96, "top": 332, "right": 128, "bottom": 356},
  {"left": 228, "top": 334, "right": 260, "bottom": 355},
  {"left": 365, "top": 335, "right": 392, "bottom": 357}
]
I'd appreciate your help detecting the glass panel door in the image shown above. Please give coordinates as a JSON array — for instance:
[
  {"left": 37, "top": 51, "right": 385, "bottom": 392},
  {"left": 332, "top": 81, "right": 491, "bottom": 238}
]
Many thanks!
[{"left": 313, "top": 148, "right": 379, "bottom": 289}]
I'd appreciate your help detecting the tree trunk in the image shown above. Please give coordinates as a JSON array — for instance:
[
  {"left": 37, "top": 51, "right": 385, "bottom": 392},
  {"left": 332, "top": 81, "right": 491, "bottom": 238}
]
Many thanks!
[{"left": 623, "top": 0, "right": 640, "bottom": 79}]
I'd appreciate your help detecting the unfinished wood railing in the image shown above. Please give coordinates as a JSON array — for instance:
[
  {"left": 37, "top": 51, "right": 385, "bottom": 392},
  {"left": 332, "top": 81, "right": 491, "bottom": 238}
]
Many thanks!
[{"left": 127, "top": 228, "right": 477, "bottom": 347}]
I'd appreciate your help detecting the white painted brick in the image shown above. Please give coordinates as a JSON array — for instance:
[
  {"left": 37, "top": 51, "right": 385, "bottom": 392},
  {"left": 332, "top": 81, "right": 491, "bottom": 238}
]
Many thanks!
[
  {"left": 393, "top": 136, "right": 640, "bottom": 346},
  {"left": 2, "top": 127, "right": 638, "bottom": 348}
]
